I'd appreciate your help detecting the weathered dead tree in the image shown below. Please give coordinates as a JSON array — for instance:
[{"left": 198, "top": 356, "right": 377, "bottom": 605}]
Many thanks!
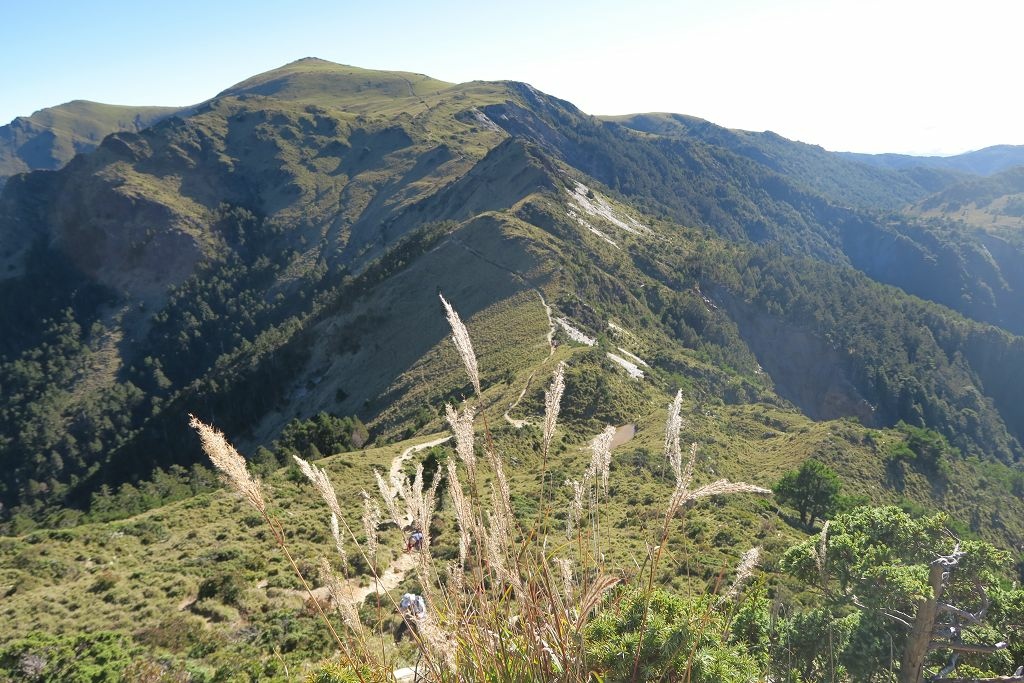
[{"left": 899, "top": 546, "right": 1012, "bottom": 683}]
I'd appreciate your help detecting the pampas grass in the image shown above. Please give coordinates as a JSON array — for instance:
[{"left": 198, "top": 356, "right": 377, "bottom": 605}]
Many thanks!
[
  {"left": 439, "top": 294, "right": 481, "bottom": 397},
  {"left": 187, "top": 415, "right": 350, "bottom": 661},
  {"left": 542, "top": 361, "right": 566, "bottom": 458},
  {"left": 628, "top": 392, "right": 773, "bottom": 681},
  {"left": 361, "top": 493, "right": 382, "bottom": 568},
  {"left": 189, "top": 414, "right": 266, "bottom": 514},
  {"left": 373, "top": 469, "right": 403, "bottom": 529},
  {"left": 725, "top": 547, "right": 762, "bottom": 601},
  {"left": 589, "top": 425, "right": 615, "bottom": 495},
  {"left": 817, "top": 519, "right": 830, "bottom": 585},
  {"left": 539, "top": 362, "right": 566, "bottom": 523},
  {"left": 444, "top": 403, "right": 476, "bottom": 482},
  {"left": 188, "top": 295, "right": 776, "bottom": 683}
]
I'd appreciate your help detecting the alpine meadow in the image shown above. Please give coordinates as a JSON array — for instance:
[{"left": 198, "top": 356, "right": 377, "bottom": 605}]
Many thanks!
[{"left": 2, "top": 57, "right": 1024, "bottom": 682}]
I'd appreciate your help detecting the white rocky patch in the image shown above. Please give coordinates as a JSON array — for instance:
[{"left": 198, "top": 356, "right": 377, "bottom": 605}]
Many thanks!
[
  {"left": 567, "top": 209, "right": 619, "bottom": 248},
  {"left": 606, "top": 352, "right": 645, "bottom": 379},
  {"left": 555, "top": 317, "right": 596, "bottom": 346},
  {"left": 588, "top": 227, "right": 618, "bottom": 247},
  {"left": 568, "top": 182, "right": 650, "bottom": 235},
  {"left": 616, "top": 347, "right": 649, "bottom": 367},
  {"left": 471, "top": 108, "right": 503, "bottom": 134}
]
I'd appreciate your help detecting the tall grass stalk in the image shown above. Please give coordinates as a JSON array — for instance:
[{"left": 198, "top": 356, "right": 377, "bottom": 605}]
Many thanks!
[
  {"left": 189, "top": 296, "right": 773, "bottom": 682},
  {"left": 628, "top": 394, "right": 771, "bottom": 683},
  {"left": 187, "top": 416, "right": 354, "bottom": 668},
  {"left": 539, "top": 362, "right": 566, "bottom": 525}
]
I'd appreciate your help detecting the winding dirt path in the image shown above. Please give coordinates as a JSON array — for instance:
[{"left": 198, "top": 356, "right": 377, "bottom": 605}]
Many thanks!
[
  {"left": 389, "top": 436, "right": 452, "bottom": 492},
  {"left": 272, "top": 437, "right": 450, "bottom": 611},
  {"left": 611, "top": 423, "right": 636, "bottom": 449},
  {"left": 337, "top": 552, "right": 418, "bottom": 606}
]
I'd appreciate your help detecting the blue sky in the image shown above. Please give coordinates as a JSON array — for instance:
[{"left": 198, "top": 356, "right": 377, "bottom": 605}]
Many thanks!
[{"left": 2, "top": 0, "right": 1020, "bottom": 155}]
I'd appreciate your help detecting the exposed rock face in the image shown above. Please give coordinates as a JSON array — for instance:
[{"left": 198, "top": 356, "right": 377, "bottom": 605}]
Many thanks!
[{"left": 716, "top": 286, "right": 881, "bottom": 426}]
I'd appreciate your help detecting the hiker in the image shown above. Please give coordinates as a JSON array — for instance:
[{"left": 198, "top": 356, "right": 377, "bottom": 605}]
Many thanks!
[
  {"left": 405, "top": 528, "right": 424, "bottom": 552},
  {"left": 395, "top": 592, "right": 427, "bottom": 642},
  {"left": 399, "top": 592, "right": 426, "bottom": 619}
]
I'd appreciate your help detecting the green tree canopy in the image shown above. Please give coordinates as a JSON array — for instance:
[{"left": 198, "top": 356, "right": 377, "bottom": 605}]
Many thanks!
[
  {"left": 782, "top": 506, "right": 1012, "bottom": 681},
  {"left": 585, "top": 588, "right": 762, "bottom": 682},
  {"left": 774, "top": 459, "right": 841, "bottom": 528}
]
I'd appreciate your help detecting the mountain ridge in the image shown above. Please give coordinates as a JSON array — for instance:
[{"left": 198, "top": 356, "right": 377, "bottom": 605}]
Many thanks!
[
  {"left": 840, "top": 142, "right": 1024, "bottom": 175},
  {"left": 0, "top": 100, "right": 183, "bottom": 188},
  {"left": 3, "top": 57, "right": 1024, "bottom": 681},
  {"left": 2, "top": 56, "right": 1023, "bottom": 534}
]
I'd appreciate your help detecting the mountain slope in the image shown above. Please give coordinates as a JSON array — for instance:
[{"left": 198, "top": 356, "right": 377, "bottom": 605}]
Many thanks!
[
  {"left": 0, "top": 100, "right": 181, "bottom": 188},
  {"left": 912, "top": 165, "right": 1024, "bottom": 234},
  {"left": 217, "top": 57, "right": 453, "bottom": 111},
  {"left": 493, "top": 93, "right": 1024, "bottom": 335},
  {"left": 2, "top": 58, "right": 1024, "bottom": 535},
  {"left": 4, "top": 58, "right": 1024, "bottom": 680},
  {"left": 603, "top": 111, "right": 953, "bottom": 209}
]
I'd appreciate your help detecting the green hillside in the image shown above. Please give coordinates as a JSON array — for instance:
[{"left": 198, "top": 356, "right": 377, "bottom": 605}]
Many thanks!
[
  {"left": 911, "top": 166, "right": 1024, "bottom": 236},
  {"left": 217, "top": 57, "right": 454, "bottom": 111},
  {"left": 503, "top": 97, "right": 1024, "bottom": 335},
  {"left": 2, "top": 59, "right": 1024, "bottom": 681},
  {"left": 0, "top": 100, "right": 181, "bottom": 187},
  {"left": 3, "top": 57, "right": 1024, "bottom": 529}
]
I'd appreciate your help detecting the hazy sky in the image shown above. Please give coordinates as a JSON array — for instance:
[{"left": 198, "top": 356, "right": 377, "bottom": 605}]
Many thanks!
[{"left": 3, "top": 0, "right": 1020, "bottom": 155}]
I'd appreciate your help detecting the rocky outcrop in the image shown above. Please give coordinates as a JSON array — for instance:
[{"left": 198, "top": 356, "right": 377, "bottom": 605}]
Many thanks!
[{"left": 715, "top": 286, "right": 881, "bottom": 426}]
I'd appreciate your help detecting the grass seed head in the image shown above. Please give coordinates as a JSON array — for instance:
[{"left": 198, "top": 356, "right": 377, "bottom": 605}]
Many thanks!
[
  {"left": 330, "top": 513, "right": 347, "bottom": 568},
  {"left": 361, "top": 492, "right": 381, "bottom": 564},
  {"left": 445, "top": 459, "right": 474, "bottom": 561},
  {"left": 293, "top": 454, "right": 344, "bottom": 521},
  {"left": 725, "top": 546, "right": 761, "bottom": 600},
  {"left": 817, "top": 519, "right": 831, "bottom": 580},
  {"left": 189, "top": 415, "right": 266, "bottom": 514},
  {"left": 440, "top": 294, "right": 481, "bottom": 397},
  {"left": 374, "top": 468, "right": 404, "bottom": 528},
  {"left": 542, "top": 362, "right": 566, "bottom": 456},
  {"left": 589, "top": 425, "right": 616, "bottom": 494},
  {"left": 445, "top": 403, "right": 477, "bottom": 482},
  {"left": 554, "top": 557, "right": 575, "bottom": 602},
  {"left": 565, "top": 478, "right": 586, "bottom": 539},
  {"left": 664, "top": 390, "right": 685, "bottom": 487},
  {"left": 683, "top": 479, "right": 772, "bottom": 504},
  {"left": 318, "top": 558, "right": 362, "bottom": 634}
]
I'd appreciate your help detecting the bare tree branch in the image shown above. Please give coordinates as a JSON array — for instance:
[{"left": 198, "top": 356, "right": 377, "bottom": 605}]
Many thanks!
[
  {"left": 929, "top": 641, "right": 1008, "bottom": 655},
  {"left": 937, "top": 603, "right": 985, "bottom": 625}
]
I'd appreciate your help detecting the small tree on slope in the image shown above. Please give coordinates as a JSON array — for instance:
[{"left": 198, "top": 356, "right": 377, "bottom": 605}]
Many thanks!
[{"left": 775, "top": 459, "right": 841, "bottom": 528}]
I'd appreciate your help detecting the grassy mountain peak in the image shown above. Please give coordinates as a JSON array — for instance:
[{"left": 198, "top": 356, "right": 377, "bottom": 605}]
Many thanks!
[{"left": 216, "top": 57, "right": 455, "bottom": 111}]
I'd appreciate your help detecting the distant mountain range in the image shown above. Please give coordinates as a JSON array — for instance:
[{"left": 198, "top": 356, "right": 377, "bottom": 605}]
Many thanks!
[
  {"left": 7, "top": 89, "right": 1024, "bottom": 193},
  {"left": 839, "top": 143, "right": 1024, "bottom": 176},
  {"left": 2, "top": 57, "right": 1023, "bottom": 544}
]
